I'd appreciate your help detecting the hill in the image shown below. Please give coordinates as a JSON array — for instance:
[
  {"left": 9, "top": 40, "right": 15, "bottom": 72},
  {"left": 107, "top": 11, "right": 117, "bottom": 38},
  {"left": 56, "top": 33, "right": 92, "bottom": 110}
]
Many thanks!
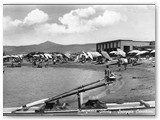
[{"left": 3, "top": 41, "right": 96, "bottom": 55}]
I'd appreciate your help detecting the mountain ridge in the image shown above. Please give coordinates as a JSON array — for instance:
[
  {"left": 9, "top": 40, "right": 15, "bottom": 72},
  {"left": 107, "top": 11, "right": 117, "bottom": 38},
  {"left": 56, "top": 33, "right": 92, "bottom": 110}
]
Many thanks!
[{"left": 3, "top": 41, "right": 96, "bottom": 55}]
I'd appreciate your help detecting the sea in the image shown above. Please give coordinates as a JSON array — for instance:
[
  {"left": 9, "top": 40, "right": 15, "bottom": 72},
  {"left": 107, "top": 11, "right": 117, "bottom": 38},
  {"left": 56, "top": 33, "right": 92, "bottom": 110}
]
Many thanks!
[{"left": 3, "top": 67, "right": 104, "bottom": 107}]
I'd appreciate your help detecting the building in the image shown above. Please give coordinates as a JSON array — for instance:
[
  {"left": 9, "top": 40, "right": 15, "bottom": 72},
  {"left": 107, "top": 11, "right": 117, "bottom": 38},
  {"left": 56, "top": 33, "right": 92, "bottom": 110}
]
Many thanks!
[{"left": 96, "top": 39, "right": 155, "bottom": 53}]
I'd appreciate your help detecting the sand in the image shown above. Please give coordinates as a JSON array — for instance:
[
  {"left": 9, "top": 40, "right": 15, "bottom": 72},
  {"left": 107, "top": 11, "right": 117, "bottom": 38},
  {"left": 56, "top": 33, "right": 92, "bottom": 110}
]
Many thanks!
[
  {"left": 4, "top": 61, "right": 155, "bottom": 104},
  {"left": 49, "top": 62, "right": 156, "bottom": 103}
]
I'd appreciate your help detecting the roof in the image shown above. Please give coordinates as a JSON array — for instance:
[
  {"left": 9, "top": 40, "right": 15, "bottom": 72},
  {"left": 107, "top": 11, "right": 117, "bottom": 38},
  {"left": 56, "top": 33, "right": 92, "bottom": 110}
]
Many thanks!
[
  {"left": 97, "top": 39, "right": 133, "bottom": 44},
  {"left": 97, "top": 39, "right": 154, "bottom": 44}
]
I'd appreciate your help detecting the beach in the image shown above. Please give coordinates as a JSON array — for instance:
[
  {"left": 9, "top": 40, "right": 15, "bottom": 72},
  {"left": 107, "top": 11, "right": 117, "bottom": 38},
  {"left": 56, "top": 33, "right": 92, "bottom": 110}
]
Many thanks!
[
  {"left": 51, "top": 62, "right": 156, "bottom": 103},
  {"left": 3, "top": 61, "right": 155, "bottom": 108}
]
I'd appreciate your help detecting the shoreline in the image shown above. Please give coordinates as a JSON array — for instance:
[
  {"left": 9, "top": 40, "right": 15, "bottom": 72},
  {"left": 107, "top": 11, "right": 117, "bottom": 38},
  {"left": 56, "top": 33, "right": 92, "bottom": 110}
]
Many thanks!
[{"left": 3, "top": 62, "right": 155, "bottom": 105}]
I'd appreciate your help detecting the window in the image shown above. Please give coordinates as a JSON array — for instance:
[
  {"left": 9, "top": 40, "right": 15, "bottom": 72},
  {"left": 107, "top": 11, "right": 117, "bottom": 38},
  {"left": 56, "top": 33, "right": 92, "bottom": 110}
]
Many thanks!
[
  {"left": 104, "top": 44, "right": 106, "bottom": 49},
  {"left": 107, "top": 43, "right": 109, "bottom": 48},
  {"left": 110, "top": 42, "right": 113, "bottom": 48},
  {"left": 101, "top": 44, "right": 103, "bottom": 50},
  {"left": 118, "top": 42, "right": 120, "bottom": 47},
  {"left": 114, "top": 42, "right": 116, "bottom": 48}
]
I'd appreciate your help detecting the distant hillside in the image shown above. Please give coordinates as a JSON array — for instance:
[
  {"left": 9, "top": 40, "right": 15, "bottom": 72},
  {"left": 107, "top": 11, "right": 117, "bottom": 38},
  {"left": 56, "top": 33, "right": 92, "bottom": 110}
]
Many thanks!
[{"left": 3, "top": 41, "right": 96, "bottom": 55}]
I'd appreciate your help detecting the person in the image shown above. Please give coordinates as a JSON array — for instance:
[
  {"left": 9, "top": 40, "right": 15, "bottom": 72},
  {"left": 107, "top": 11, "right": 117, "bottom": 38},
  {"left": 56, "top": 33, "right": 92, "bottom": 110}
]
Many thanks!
[
  {"left": 117, "top": 58, "right": 122, "bottom": 71},
  {"left": 105, "top": 65, "right": 111, "bottom": 82},
  {"left": 123, "top": 57, "right": 128, "bottom": 70}
]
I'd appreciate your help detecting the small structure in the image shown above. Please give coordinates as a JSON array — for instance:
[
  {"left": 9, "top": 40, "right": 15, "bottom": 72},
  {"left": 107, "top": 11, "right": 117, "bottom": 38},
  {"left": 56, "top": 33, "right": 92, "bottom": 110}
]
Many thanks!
[{"left": 96, "top": 39, "right": 155, "bottom": 54}]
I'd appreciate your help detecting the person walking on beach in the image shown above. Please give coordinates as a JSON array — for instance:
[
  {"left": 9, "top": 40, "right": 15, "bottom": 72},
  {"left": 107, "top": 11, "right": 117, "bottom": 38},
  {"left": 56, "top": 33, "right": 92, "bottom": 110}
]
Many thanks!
[
  {"left": 123, "top": 57, "right": 128, "bottom": 70},
  {"left": 117, "top": 58, "right": 122, "bottom": 71},
  {"left": 105, "top": 65, "right": 111, "bottom": 82}
]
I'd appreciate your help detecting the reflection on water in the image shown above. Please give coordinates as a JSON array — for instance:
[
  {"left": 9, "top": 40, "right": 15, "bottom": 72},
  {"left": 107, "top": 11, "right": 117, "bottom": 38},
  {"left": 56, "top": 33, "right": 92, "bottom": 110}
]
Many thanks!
[{"left": 3, "top": 67, "right": 104, "bottom": 107}]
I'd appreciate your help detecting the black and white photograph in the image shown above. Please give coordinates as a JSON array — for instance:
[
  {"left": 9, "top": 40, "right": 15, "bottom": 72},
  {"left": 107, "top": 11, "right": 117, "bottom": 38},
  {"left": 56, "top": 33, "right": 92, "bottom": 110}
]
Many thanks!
[{"left": 3, "top": 4, "right": 156, "bottom": 116}]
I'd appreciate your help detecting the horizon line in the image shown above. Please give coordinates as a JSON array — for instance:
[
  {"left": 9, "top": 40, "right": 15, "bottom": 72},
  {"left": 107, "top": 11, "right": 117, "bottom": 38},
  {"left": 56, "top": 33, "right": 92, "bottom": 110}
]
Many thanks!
[{"left": 3, "top": 39, "right": 155, "bottom": 47}]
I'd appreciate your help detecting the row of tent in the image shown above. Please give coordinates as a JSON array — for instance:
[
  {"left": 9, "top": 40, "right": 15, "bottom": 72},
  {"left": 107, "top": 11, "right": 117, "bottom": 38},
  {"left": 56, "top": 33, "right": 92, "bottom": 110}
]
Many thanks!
[{"left": 3, "top": 48, "right": 155, "bottom": 63}]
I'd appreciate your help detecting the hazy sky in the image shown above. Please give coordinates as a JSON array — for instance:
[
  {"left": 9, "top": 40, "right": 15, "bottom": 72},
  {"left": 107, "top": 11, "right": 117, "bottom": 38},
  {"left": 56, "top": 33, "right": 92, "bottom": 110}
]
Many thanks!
[{"left": 3, "top": 5, "right": 155, "bottom": 46}]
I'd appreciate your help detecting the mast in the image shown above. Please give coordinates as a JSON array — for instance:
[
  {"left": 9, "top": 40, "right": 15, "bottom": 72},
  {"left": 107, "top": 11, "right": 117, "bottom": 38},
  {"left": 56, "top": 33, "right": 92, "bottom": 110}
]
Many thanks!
[
  {"left": 12, "top": 80, "right": 112, "bottom": 113},
  {"left": 45, "top": 81, "right": 112, "bottom": 104},
  {"left": 46, "top": 79, "right": 104, "bottom": 103}
]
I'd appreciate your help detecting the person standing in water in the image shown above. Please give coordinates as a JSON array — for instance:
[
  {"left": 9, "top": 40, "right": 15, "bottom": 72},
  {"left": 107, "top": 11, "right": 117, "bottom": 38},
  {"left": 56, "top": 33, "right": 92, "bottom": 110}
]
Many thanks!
[{"left": 105, "top": 65, "right": 111, "bottom": 82}]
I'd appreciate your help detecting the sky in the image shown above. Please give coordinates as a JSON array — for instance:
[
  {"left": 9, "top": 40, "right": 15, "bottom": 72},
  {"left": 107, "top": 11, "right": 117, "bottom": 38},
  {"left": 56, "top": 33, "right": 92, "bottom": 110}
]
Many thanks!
[{"left": 3, "top": 4, "right": 155, "bottom": 46}]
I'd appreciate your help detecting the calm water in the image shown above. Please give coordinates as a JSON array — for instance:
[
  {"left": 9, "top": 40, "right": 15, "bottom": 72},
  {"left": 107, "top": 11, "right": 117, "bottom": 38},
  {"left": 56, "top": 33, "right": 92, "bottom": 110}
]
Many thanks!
[{"left": 3, "top": 67, "right": 104, "bottom": 107}]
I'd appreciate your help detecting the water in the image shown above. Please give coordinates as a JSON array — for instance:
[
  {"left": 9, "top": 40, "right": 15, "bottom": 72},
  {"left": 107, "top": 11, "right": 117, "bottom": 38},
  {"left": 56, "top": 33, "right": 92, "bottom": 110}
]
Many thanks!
[{"left": 3, "top": 67, "right": 104, "bottom": 107}]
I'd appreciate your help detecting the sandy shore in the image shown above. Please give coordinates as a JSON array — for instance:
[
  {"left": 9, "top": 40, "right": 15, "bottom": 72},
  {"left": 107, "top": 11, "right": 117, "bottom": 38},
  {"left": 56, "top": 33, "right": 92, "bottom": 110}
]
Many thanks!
[
  {"left": 49, "top": 62, "right": 156, "bottom": 103},
  {"left": 4, "top": 61, "right": 155, "bottom": 104}
]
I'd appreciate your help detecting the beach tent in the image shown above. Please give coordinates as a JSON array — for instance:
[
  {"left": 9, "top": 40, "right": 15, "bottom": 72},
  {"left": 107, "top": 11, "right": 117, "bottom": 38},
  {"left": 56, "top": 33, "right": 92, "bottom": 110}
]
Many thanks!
[{"left": 101, "top": 51, "right": 111, "bottom": 60}]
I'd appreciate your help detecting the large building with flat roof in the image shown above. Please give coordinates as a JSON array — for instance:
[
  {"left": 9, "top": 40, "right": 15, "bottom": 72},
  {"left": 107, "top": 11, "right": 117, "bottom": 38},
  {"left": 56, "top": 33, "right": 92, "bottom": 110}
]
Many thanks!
[{"left": 96, "top": 39, "right": 155, "bottom": 53}]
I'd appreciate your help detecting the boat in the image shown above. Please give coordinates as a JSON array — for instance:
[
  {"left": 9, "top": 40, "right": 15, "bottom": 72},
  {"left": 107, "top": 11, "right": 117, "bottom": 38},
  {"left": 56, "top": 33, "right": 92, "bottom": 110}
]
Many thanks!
[{"left": 3, "top": 78, "right": 155, "bottom": 116}]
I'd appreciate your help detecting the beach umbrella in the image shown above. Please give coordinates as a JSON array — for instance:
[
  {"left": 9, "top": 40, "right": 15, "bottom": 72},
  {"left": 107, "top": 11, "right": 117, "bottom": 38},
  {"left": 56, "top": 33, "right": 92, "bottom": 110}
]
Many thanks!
[
  {"left": 82, "top": 51, "right": 89, "bottom": 58},
  {"left": 150, "top": 49, "right": 155, "bottom": 53},
  {"left": 33, "top": 54, "right": 40, "bottom": 57},
  {"left": 117, "top": 49, "right": 126, "bottom": 57},
  {"left": 109, "top": 51, "right": 118, "bottom": 54},
  {"left": 56, "top": 53, "right": 63, "bottom": 57},
  {"left": 87, "top": 52, "right": 93, "bottom": 60},
  {"left": 136, "top": 51, "right": 149, "bottom": 56},
  {"left": 90, "top": 52, "right": 102, "bottom": 57},
  {"left": 87, "top": 52, "right": 101, "bottom": 59},
  {"left": 128, "top": 50, "right": 140, "bottom": 54},
  {"left": 101, "top": 51, "right": 111, "bottom": 60},
  {"left": 64, "top": 53, "right": 71, "bottom": 58},
  {"left": 146, "top": 48, "right": 152, "bottom": 51},
  {"left": 3, "top": 55, "right": 10, "bottom": 59},
  {"left": 10, "top": 55, "right": 16, "bottom": 58},
  {"left": 44, "top": 53, "right": 52, "bottom": 59}
]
